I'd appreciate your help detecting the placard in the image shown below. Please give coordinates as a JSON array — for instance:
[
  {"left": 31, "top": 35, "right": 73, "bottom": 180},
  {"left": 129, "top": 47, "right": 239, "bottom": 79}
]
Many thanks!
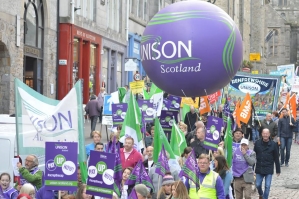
[
  {"left": 160, "top": 110, "right": 179, "bottom": 134},
  {"left": 130, "top": 81, "right": 145, "bottom": 94},
  {"left": 102, "top": 115, "right": 113, "bottom": 126},
  {"left": 138, "top": 99, "right": 155, "bottom": 121},
  {"left": 86, "top": 151, "right": 116, "bottom": 198},
  {"left": 112, "top": 103, "right": 128, "bottom": 127},
  {"left": 167, "top": 95, "right": 182, "bottom": 111},
  {"left": 203, "top": 116, "right": 223, "bottom": 150},
  {"left": 180, "top": 97, "right": 199, "bottom": 108},
  {"left": 45, "top": 142, "right": 78, "bottom": 191}
]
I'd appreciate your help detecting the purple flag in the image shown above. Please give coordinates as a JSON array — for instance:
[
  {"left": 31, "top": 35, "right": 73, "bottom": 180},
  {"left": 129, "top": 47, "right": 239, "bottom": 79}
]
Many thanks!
[
  {"left": 125, "top": 160, "right": 155, "bottom": 191},
  {"left": 179, "top": 149, "right": 200, "bottom": 191},
  {"left": 155, "top": 145, "right": 170, "bottom": 177},
  {"left": 111, "top": 137, "right": 123, "bottom": 183},
  {"left": 128, "top": 188, "right": 138, "bottom": 199}
]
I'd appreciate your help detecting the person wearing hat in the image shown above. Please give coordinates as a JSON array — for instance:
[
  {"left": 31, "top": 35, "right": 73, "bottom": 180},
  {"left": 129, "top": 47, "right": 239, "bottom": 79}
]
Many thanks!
[
  {"left": 232, "top": 138, "right": 256, "bottom": 199},
  {"left": 152, "top": 173, "right": 174, "bottom": 199},
  {"left": 232, "top": 128, "right": 244, "bottom": 153},
  {"left": 134, "top": 184, "right": 149, "bottom": 199}
]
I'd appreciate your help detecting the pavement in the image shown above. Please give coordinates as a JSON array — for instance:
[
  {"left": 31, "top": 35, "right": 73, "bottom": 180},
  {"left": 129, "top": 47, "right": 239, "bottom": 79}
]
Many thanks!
[
  {"left": 83, "top": 119, "right": 111, "bottom": 145},
  {"left": 251, "top": 140, "right": 299, "bottom": 199},
  {"left": 83, "top": 121, "right": 299, "bottom": 198}
]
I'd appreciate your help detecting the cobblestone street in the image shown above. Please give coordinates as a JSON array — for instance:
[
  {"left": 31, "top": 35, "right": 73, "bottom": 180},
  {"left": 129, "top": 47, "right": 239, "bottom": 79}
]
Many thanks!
[{"left": 252, "top": 140, "right": 299, "bottom": 199}]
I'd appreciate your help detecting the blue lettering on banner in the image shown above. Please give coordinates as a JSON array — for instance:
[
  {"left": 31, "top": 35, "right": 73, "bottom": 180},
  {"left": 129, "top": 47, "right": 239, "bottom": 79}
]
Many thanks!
[{"left": 29, "top": 110, "right": 73, "bottom": 133}]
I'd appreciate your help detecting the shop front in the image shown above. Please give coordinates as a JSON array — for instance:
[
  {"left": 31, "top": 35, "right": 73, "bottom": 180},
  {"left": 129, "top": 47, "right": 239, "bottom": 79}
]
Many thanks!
[{"left": 58, "top": 24, "right": 102, "bottom": 104}]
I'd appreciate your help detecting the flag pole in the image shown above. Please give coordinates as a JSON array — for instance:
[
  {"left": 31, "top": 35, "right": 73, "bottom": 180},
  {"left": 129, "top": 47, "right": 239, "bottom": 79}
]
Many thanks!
[{"left": 173, "top": 117, "right": 182, "bottom": 157}]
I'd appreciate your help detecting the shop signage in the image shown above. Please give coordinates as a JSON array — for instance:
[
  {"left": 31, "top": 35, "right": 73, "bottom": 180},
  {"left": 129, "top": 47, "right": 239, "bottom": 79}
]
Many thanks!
[{"left": 24, "top": 46, "right": 41, "bottom": 58}]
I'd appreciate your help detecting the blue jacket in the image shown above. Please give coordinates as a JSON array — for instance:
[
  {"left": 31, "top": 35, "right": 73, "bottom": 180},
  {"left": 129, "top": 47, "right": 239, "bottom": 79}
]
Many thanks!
[{"left": 278, "top": 116, "right": 295, "bottom": 138}]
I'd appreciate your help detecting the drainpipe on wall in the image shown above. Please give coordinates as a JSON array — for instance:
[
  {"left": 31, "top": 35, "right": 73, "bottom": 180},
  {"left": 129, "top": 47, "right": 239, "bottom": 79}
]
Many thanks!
[
  {"left": 56, "top": 0, "right": 60, "bottom": 99},
  {"left": 126, "top": 0, "right": 129, "bottom": 41},
  {"left": 71, "top": 1, "right": 75, "bottom": 24}
]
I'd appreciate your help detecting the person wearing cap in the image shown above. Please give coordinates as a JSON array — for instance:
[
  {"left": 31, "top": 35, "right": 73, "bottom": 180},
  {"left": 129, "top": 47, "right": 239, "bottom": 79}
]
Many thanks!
[
  {"left": 152, "top": 173, "right": 174, "bottom": 199},
  {"left": 134, "top": 184, "right": 149, "bottom": 199},
  {"left": 232, "top": 138, "right": 256, "bottom": 199},
  {"left": 232, "top": 128, "right": 244, "bottom": 154}
]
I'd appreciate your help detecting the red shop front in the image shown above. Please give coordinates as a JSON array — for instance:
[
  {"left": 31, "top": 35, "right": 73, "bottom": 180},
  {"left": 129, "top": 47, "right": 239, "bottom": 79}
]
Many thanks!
[{"left": 58, "top": 24, "right": 102, "bottom": 104}]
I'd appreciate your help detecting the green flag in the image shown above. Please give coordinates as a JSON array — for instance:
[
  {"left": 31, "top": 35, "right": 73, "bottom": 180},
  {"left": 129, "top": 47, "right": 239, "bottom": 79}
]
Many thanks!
[
  {"left": 119, "top": 92, "right": 143, "bottom": 150},
  {"left": 224, "top": 116, "right": 233, "bottom": 167},
  {"left": 170, "top": 121, "right": 187, "bottom": 157},
  {"left": 118, "top": 87, "right": 127, "bottom": 103},
  {"left": 149, "top": 83, "right": 163, "bottom": 98},
  {"left": 182, "top": 104, "right": 190, "bottom": 121},
  {"left": 153, "top": 117, "right": 176, "bottom": 163},
  {"left": 143, "top": 87, "right": 150, "bottom": 100}
]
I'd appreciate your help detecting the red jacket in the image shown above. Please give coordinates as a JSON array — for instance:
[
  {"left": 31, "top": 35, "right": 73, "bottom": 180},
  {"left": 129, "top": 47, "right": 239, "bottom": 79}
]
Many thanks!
[{"left": 120, "top": 148, "right": 143, "bottom": 168}]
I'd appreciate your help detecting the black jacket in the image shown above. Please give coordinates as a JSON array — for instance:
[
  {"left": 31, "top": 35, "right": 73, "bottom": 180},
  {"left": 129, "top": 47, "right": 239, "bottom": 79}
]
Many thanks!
[
  {"left": 190, "top": 138, "right": 208, "bottom": 158},
  {"left": 259, "top": 119, "right": 278, "bottom": 138},
  {"left": 184, "top": 112, "right": 198, "bottom": 132},
  {"left": 254, "top": 139, "right": 280, "bottom": 175},
  {"left": 278, "top": 116, "right": 295, "bottom": 138}
]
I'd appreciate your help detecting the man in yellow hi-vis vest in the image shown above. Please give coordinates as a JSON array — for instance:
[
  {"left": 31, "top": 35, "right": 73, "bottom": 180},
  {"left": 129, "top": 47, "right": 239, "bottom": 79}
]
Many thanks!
[{"left": 187, "top": 154, "right": 225, "bottom": 199}]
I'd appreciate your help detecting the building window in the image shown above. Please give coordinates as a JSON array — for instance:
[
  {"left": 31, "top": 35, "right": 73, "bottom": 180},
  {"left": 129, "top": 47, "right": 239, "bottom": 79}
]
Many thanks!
[
  {"left": 117, "top": 53, "right": 122, "bottom": 88},
  {"left": 24, "top": 0, "right": 44, "bottom": 93},
  {"left": 90, "top": 44, "right": 96, "bottom": 95},
  {"left": 101, "top": 48, "right": 108, "bottom": 89},
  {"left": 107, "top": 0, "right": 120, "bottom": 32},
  {"left": 76, "top": 0, "right": 96, "bottom": 21},
  {"left": 143, "top": 0, "right": 147, "bottom": 20}
]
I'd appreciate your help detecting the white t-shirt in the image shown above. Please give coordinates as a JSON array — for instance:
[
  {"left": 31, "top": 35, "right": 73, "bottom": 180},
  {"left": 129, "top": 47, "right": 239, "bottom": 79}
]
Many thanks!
[{"left": 148, "top": 160, "right": 154, "bottom": 170}]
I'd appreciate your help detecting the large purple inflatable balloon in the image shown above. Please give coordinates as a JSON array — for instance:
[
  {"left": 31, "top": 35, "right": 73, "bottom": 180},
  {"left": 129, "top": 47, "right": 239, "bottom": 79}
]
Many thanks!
[{"left": 141, "top": 1, "right": 243, "bottom": 97}]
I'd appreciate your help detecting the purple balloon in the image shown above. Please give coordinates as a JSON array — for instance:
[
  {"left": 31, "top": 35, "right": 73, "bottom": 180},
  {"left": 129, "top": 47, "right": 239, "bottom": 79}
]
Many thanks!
[{"left": 141, "top": 1, "right": 243, "bottom": 97}]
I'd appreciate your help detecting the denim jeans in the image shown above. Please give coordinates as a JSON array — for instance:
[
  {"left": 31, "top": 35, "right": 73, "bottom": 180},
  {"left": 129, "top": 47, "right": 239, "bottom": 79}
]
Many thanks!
[
  {"left": 280, "top": 137, "right": 292, "bottom": 164},
  {"left": 252, "top": 127, "right": 259, "bottom": 144},
  {"left": 256, "top": 174, "right": 273, "bottom": 199}
]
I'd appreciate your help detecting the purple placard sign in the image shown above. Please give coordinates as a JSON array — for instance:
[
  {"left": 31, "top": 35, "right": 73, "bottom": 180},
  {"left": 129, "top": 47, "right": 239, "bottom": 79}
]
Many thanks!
[
  {"left": 160, "top": 110, "right": 179, "bottom": 134},
  {"left": 112, "top": 103, "right": 128, "bottom": 127},
  {"left": 86, "top": 151, "right": 116, "bottom": 198},
  {"left": 168, "top": 95, "right": 182, "bottom": 111},
  {"left": 203, "top": 116, "right": 223, "bottom": 150},
  {"left": 138, "top": 99, "right": 155, "bottom": 122},
  {"left": 45, "top": 142, "right": 78, "bottom": 191},
  {"left": 162, "top": 99, "right": 171, "bottom": 111}
]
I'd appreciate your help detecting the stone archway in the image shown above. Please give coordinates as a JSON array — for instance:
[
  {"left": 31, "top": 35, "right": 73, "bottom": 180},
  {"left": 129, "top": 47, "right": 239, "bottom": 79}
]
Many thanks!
[{"left": 0, "top": 41, "right": 11, "bottom": 114}]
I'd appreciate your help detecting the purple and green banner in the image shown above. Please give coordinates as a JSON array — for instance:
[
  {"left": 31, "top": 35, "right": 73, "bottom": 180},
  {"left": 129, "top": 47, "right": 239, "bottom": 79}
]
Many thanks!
[
  {"left": 168, "top": 95, "right": 182, "bottom": 111},
  {"left": 86, "top": 151, "right": 116, "bottom": 198},
  {"left": 112, "top": 103, "right": 128, "bottom": 127},
  {"left": 160, "top": 110, "right": 178, "bottom": 134},
  {"left": 45, "top": 142, "right": 78, "bottom": 191},
  {"left": 203, "top": 116, "right": 223, "bottom": 150},
  {"left": 138, "top": 99, "right": 155, "bottom": 121},
  {"left": 162, "top": 99, "right": 171, "bottom": 111}
]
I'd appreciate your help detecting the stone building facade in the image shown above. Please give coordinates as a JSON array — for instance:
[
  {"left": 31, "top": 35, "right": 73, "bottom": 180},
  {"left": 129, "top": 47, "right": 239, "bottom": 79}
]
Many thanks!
[{"left": 0, "top": 0, "right": 57, "bottom": 114}]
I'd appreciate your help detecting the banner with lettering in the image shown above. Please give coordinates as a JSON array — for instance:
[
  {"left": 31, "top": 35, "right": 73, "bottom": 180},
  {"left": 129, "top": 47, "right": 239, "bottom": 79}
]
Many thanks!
[
  {"left": 199, "top": 96, "right": 211, "bottom": 115},
  {"left": 86, "top": 151, "right": 116, "bottom": 198},
  {"left": 203, "top": 116, "right": 223, "bottom": 150},
  {"left": 112, "top": 103, "right": 128, "bottom": 127},
  {"left": 45, "top": 142, "right": 78, "bottom": 191},
  {"left": 160, "top": 110, "right": 179, "bottom": 134},
  {"left": 238, "top": 93, "right": 252, "bottom": 124},
  {"left": 222, "top": 72, "right": 281, "bottom": 117},
  {"left": 14, "top": 79, "right": 86, "bottom": 177},
  {"left": 208, "top": 90, "right": 221, "bottom": 104}
]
